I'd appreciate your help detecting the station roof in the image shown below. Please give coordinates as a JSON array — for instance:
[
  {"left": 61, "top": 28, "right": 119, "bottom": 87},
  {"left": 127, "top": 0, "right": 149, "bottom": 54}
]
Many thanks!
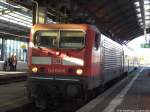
[
  {"left": 2, "top": 0, "right": 150, "bottom": 42},
  {"left": 0, "top": 0, "right": 31, "bottom": 39}
]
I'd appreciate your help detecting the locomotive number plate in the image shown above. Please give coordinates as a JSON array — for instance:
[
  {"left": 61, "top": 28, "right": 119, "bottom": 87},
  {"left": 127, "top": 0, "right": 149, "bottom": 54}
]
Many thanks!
[{"left": 52, "top": 57, "right": 62, "bottom": 64}]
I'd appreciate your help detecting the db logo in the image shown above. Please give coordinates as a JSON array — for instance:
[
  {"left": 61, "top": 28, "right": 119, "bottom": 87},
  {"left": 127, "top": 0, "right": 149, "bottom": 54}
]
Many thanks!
[{"left": 52, "top": 57, "right": 62, "bottom": 64}]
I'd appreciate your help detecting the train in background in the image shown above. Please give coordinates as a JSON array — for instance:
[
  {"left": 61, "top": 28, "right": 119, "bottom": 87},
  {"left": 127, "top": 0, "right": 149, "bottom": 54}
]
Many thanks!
[
  {"left": 123, "top": 45, "right": 140, "bottom": 72},
  {"left": 26, "top": 24, "right": 139, "bottom": 109}
]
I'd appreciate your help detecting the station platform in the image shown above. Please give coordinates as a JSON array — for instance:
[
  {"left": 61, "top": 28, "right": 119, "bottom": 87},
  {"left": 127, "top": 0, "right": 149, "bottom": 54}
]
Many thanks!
[
  {"left": 0, "top": 71, "right": 28, "bottom": 112},
  {"left": 0, "top": 71, "right": 27, "bottom": 84},
  {"left": 0, "top": 81, "right": 29, "bottom": 112},
  {"left": 77, "top": 66, "right": 150, "bottom": 112}
]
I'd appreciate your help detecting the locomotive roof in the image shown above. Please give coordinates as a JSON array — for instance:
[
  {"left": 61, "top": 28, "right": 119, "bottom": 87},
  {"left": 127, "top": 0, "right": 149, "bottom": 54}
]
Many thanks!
[{"left": 32, "top": 24, "right": 96, "bottom": 31}]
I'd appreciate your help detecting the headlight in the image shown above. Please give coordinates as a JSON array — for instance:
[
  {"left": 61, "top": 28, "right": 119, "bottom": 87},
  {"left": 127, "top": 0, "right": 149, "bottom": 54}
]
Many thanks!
[
  {"left": 76, "top": 68, "right": 83, "bottom": 75},
  {"left": 29, "top": 42, "right": 34, "bottom": 48},
  {"left": 56, "top": 51, "right": 61, "bottom": 56},
  {"left": 32, "top": 67, "right": 38, "bottom": 73}
]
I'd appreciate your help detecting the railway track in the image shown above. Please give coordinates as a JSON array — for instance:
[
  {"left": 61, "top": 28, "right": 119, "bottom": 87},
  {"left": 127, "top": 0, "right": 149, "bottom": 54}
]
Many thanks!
[
  {"left": 7, "top": 101, "right": 79, "bottom": 112},
  {"left": 6, "top": 71, "right": 132, "bottom": 112},
  {"left": 0, "top": 74, "right": 27, "bottom": 85}
]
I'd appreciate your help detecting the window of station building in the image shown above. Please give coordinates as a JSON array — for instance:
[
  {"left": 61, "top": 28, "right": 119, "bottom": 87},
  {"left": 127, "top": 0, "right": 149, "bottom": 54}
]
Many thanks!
[{"left": 4, "top": 39, "right": 27, "bottom": 62}]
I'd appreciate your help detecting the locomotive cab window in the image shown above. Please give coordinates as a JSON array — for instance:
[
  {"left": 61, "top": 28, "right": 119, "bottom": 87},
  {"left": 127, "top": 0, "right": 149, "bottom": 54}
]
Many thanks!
[
  {"left": 60, "top": 31, "right": 85, "bottom": 49},
  {"left": 34, "top": 30, "right": 85, "bottom": 49},
  {"left": 34, "top": 31, "right": 59, "bottom": 48},
  {"left": 95, "top": 33, "right": 100, "bottom": 50}
]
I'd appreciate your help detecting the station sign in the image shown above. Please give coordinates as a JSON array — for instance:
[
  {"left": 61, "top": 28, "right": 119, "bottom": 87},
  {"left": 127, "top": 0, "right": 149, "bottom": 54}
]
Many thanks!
[{"left": 140, "top": 43, "right": 150, "bottom": 48}]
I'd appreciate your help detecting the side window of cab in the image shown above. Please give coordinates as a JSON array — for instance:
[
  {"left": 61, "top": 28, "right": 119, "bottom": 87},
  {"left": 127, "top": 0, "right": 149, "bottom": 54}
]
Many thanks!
[{"left": 94, "top": 33, "right": 101, "bottom": 50}]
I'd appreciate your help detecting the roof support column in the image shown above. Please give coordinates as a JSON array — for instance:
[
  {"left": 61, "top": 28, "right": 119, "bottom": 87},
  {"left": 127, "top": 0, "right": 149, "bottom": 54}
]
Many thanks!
[
  {"left": 32, "top": 0, "right": 47, "bottom": 25},
  {"left": 139, "top": 0, "right": 147, "bottom": 43},
  {"left": 144, "top": 28, "right": 147, "bottom": 43}
]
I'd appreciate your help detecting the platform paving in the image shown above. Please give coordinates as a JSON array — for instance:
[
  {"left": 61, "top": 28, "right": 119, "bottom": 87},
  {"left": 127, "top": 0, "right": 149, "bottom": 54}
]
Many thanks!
[
  {"left": 0, "top": 71, "right": 27, "bottom": 84},
  {"left": 0, "top": 71, "right": 26, "bottom": 75},
  {"left": 0, "top": 82, "right": 29, "bottom": 112},
  {"left": 77, "top": 67, "right": 150, "bottom": 112},
  {"left": 114, "top": 67, "right": 150, "bottom": 112}
]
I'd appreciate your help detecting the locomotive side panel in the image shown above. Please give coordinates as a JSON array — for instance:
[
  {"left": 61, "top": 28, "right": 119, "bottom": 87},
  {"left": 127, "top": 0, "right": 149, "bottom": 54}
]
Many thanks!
[
  {"left": 87, "top": 29, "right": 102, "bottom": 90},
  {"left": 101, "top": 34, "right": 123, "bottom": 83}
]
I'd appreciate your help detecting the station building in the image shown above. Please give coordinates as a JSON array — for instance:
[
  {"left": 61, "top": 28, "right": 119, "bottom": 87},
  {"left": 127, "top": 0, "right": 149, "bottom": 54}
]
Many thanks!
[{"left": 0, "top": 1, "right": 31, "bottom": 70}]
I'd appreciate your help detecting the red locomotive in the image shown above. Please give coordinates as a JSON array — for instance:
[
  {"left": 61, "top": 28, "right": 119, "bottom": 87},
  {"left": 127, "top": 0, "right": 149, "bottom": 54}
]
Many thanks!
[{"left": 27, "top": 24, "right": 131, "bottom": 109}]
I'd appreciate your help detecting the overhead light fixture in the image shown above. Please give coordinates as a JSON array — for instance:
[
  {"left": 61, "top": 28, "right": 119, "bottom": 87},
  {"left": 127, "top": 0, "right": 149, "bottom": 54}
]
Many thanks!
[
  {"left": 134, "top": 1, "right": 140, "bottom": 7},
  {"left": 4, "top": 9, "right": 11, "bottom": 14},
  {"left": 145, "top": 11, "right": 150, "bottom": 16},
  {"left": 138, "top": 18, "right": 142, "bottom": 22},
  {"left": 144, "top": 0, "right": 150, "bottom": 4},
  {"left": 145, "top": 21, "right": 150, "bottom": 24},
  {"left": 140, "top": 22, "right": 143, "bottom": 26},
  {"left": 144, "top": 5, "right": 150, "bottom": 10},
  {"left": 137, "top": 13, "right": 142, "bottom": 18},
  {"left": 136, "top": 8, "right": 141, "bottom": 13},
  {"left": 145, "top": 16, "right": 150, "bottom": 19}
]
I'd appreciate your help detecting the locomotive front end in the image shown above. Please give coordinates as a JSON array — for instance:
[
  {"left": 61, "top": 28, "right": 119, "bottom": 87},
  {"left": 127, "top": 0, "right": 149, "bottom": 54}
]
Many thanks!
[{"left": 27, "top": 24, "right": 89, "bottom": 108}]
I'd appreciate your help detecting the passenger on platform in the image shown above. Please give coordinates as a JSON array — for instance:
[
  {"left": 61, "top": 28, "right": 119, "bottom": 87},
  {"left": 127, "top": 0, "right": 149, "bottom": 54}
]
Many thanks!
[
  {"left": 3, "top": 58, "right": 8, "bottom": 71},
  {"left": 12, "top": 54, "right": 17, "bottom": 71},
  {"left": 8, "top": 55, "right": 13, "bottom": 71}
]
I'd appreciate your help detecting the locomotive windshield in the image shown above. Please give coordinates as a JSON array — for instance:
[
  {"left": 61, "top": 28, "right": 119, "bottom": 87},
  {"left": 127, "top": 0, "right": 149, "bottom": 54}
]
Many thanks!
[
  {"left": 35, "top": 31, "right": 59, "bottom": 48},
  {"left": 34, "top": 30, "right": 85, "bottom": 49},
  {"left": 60, "top": 31, "right": 84, "bottom": 49}
]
